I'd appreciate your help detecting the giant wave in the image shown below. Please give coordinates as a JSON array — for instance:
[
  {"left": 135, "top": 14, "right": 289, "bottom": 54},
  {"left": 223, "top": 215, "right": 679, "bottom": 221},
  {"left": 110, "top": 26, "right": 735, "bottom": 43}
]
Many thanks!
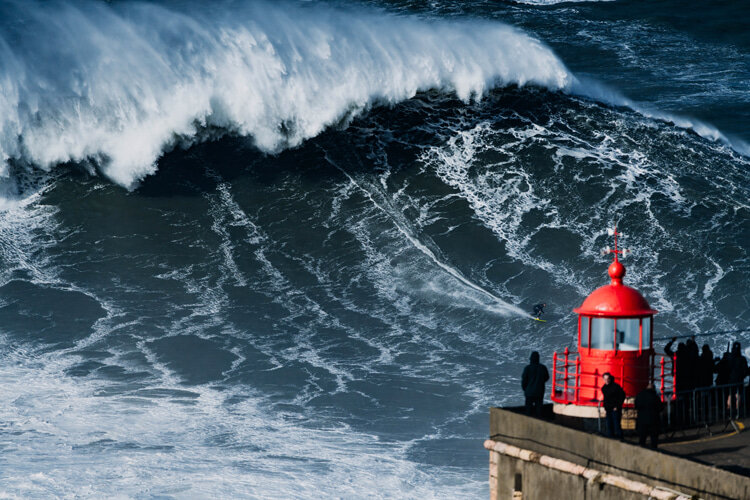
[
  {"left": 0, "top": 0, "right": 572, "bottom": 188},
  {"left": 1, "top": 0, "right": 746, "bottom": 191}
]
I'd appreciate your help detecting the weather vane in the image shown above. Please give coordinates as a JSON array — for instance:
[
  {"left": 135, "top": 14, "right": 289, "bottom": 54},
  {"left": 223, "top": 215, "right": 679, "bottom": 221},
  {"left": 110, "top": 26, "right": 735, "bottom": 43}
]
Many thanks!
[{"left": 601, "top": 225, "right": 631, "bottom": 261}]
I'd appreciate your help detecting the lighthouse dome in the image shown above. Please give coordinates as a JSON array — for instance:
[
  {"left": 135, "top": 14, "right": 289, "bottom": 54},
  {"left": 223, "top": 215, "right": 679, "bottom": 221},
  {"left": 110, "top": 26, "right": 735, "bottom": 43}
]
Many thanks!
[{"left": 573, "top": 260, "right": 657, "bottom": 317}]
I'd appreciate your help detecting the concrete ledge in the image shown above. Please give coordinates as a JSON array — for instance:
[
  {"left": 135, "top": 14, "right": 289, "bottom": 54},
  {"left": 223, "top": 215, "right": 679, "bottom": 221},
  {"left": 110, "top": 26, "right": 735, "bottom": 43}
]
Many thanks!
[
  {"left": 485, "top": 438, "right": 693, "bottom": 500},
  {"left": 490, "top": 407, "right": 750, "bottom": 500}
]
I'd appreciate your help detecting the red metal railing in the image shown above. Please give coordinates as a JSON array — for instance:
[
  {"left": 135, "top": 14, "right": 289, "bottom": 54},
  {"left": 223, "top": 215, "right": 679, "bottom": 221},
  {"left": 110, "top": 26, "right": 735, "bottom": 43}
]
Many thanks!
[{"left": 551, "top": 350, "right": 677, "bottom": 406}]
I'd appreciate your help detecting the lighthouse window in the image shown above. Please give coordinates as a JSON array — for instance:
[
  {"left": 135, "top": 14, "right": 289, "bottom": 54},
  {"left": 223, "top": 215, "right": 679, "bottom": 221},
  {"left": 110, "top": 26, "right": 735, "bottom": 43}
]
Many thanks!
[
  {"left": 580, "top": 317, "right": 590, "bottom": 347},
  {"left": 615, "top": 318, "right": 641, "bottom": 351},
  {"left": 642, "top": 319, "right": 651, "bottom": 349},
  {"left": 590, "top": 318, "right": 615, "bottom": 349}
]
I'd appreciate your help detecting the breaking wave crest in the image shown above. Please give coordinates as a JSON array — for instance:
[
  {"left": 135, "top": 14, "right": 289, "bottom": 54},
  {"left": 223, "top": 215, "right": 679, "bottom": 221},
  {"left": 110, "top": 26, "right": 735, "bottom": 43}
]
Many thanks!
[
  {"left": 1, "top": 0, "right": 746, "bottom": 191},
  {"left": 0, "top": 0, "right": 571, "bottom": 188}
]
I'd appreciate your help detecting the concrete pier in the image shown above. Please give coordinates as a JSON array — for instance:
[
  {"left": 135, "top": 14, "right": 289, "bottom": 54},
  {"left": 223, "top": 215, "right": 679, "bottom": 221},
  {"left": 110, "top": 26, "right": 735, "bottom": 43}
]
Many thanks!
[{"left": 487, "top": 406, "right": 750, "bottom": 500}]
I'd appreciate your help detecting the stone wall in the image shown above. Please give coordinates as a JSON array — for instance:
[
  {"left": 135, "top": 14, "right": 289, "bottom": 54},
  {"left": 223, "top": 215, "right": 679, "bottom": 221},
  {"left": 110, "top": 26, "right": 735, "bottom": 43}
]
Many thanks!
[
  {"left": 488, "top": 407, "right": 750, "bottom": 500},
  {"left": 489, "top": 448, "right": 646, "bottom": 500}
]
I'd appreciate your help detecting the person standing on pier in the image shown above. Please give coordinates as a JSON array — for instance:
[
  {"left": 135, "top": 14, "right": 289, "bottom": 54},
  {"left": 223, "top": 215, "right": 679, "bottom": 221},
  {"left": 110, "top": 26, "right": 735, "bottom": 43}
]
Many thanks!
[
  {"left": 522, "top": 351, "right": 549, "bottom": 418},
  {"left": 685, "top": 337, "right": 700, "bottom": 391},
  {"left": 698, "top": 344, "right": 714, "bottom": 388},
  {"left": 601, "top": 373, "right": 625, "bottom": 439},
  {"left": 728, "top": 342, "right": 748, "bottom": 418},
  {"left": 715, "top": 352, "right": 731, "bottom": 386},
  {"left": 635, "top": 383, "right": 661, "bottom": 449}
]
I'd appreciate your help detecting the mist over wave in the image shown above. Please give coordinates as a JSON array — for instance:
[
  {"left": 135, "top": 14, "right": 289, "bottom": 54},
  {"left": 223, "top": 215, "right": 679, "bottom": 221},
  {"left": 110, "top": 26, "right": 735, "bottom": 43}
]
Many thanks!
[
  {"left": 0, "top": 0, "right": 572, "bottom": 188},
  {"left": 568, "top": 77, "right": 750, "bottom": 157}
]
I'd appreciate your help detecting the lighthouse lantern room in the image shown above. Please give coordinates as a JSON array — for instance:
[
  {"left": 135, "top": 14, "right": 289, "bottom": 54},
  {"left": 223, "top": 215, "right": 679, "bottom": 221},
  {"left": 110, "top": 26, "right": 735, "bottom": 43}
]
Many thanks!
[{"left": 552, "top": 228, "right": 661, "bottom": 418}]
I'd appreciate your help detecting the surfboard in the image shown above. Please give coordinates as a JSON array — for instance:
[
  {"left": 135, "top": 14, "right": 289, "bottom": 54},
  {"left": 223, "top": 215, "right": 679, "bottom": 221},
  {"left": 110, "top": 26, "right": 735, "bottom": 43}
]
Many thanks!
[{"left": 533, "top": 317, "right": 547, "bottom": 322}]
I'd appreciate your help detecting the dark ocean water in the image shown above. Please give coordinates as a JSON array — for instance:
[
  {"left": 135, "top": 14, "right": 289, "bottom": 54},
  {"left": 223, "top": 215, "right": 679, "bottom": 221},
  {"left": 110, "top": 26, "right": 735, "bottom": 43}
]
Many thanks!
[{"left": 0, "top": 0, "right": 748, "bottom": 497}]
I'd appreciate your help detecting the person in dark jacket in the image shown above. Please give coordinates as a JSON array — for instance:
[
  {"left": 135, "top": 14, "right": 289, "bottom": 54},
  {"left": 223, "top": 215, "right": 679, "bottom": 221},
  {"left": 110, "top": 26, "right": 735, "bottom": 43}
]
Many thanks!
[
  {"left": 698, "top": 344, "right": 714, "bottom": 388},
  {"left": 522, "top": 351, "right": 549, "bottom": 418},
  {"left": 635, "top": 383, "right": 662, "bottom": 448},
  {"left": 715, "top": 352, "right": 731, "bottom": 386},
  {"left": 601, "top": 373, "right": 626, "bottom": 439},
  {"left": 685, "top": 337, "right": 700, "bottom": 391},
  {"left": 665, "top": 338, "right": 690, "bottom": 393},
  {"left": 728, "top": 342, "right": 748, "bottom": 418}
]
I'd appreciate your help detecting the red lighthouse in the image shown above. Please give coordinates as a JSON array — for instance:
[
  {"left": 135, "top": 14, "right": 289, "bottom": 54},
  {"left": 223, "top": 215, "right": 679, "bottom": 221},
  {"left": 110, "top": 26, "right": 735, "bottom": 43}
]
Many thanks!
[{"left": 552, "top": 228, "right": 660, "bottom": 419}]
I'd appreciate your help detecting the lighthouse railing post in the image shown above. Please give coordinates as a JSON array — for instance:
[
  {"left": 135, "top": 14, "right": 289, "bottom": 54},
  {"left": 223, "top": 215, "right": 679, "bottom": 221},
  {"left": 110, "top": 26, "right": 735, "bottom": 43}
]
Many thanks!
[
  {"left": 690, "top": 389, "right": 700, "bottom": 424},
  {"left": 649, "top": 348, "right": 655, "bottom": 387},
  {"left": 711, "top": 384, "right": 722, "bottom": 420},
  {"left": 552, "top": 351, "right": 558, "bottom": 400},
  {"left": 563, "top": 347, "right": 569, "bottom": 402},
  {"left": 574, "top": 358, "right": 581, "bottom": 404},
  {"left": 667, "top": 397, "right": 672, "bottom": 427},
  {"left": 659, "top": 357, "right": 665, "bottom": 403},
  {"left": 672, "top": 354, "right": 677, "bottom": 401}
]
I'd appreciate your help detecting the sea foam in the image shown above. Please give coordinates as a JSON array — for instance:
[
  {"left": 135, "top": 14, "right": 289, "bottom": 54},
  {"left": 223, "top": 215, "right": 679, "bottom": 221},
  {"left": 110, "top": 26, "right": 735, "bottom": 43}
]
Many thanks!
[
  {"left": 0, "top": 0, "right": 571, "bottom": 188},
  {"left": 0, "top": 0, "right": 745, "bottom": 191}
]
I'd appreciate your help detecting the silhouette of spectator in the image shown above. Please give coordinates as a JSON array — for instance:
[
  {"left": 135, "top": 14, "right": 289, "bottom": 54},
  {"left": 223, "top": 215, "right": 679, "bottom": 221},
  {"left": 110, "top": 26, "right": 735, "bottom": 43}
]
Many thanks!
[
  {"left": 715, "top": 352, "right": 731, "bottom": 386},
  {"left": 601, "top": 373, "right": 625, "bottom": 439},
  {"left": 698, "top": 344, "right": 714, "bottom": 388},
  {"left": 728, "top": 342, "right": 748, "bottom": 418},
  {"left": 665, "top": 338, "right": 688, "bottom": 393},
  {"left": 635, "top": 383, "right": 662, "bottom": 449},
  {"left": 522, "top": 351, "right": 549, "bottom": 418},
  {"left": 664, "top": 337, "right": 676, "bottom": 358},
  {"left": 685, "top": 337, "right": 700, "bottom": 391},
  {"left": 694, "top": 343, "right": 716, "bottom": 418}
]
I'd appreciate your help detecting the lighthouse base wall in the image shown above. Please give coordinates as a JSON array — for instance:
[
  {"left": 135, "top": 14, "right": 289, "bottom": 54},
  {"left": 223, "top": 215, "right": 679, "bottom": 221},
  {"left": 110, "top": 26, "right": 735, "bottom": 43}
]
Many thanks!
[
  {"left": 552, "top": 402, "right": 638, "bottom": 431},
  {"left": 488, "top": 406, "right": 750, "bottom": 500}
]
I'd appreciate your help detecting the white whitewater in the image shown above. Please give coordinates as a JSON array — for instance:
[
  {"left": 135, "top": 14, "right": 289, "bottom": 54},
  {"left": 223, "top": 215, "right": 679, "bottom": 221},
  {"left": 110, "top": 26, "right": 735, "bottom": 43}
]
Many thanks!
[
  {"left": 1, "top": 0, "right": 745, "bottom": 190},
  {"left": 0, "top": 0, "right": 571, "bottom": 188}
]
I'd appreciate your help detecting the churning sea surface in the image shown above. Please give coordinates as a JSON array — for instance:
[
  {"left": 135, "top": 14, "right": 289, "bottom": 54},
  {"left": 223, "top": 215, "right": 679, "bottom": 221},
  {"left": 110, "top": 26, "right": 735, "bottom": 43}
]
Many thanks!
[{"left": 0, "top": 0, "right": 748, "bottom": 497}]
